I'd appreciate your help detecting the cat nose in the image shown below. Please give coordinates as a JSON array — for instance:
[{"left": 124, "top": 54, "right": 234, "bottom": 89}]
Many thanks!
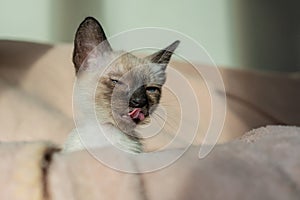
[{"left": 129, "top": 97, "right": 147, "bottom": 108}]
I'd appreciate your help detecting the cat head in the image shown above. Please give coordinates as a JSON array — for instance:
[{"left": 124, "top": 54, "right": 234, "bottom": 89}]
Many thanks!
[{"left": 73, "top": 17, "right": 179, "bottom": 135}]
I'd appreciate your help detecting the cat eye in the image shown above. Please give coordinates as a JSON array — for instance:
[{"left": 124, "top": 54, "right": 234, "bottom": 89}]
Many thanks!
[
  {"left": 110, "top": 78, "right": 119, "bottom": 85},
  {"left": 146, "top": 86, "right": 159, "bottom": 93}
]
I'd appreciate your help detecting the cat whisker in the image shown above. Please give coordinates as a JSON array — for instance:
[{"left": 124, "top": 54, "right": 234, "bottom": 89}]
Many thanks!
[
  {"left": 151, "top": 111, "right": 179, "bottom": 133},
  {"left": 152, "top": 107, "right": 180, "bottom": 123},
  {"left": 150, "top": 115, "right": 165, "bottom": 127}
]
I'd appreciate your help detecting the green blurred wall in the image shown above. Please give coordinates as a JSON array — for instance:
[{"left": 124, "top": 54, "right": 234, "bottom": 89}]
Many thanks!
[
  {"left": 0, "top": 0, "right": 235, "bottom": 68},
  {"left": 0, "top": 0, "right": 52, "bottom": 42}
]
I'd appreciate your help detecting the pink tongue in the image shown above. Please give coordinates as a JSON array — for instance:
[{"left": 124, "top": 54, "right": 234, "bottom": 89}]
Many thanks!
[{"left": 128, "top": 108, "right": 145, "bottom": 121}]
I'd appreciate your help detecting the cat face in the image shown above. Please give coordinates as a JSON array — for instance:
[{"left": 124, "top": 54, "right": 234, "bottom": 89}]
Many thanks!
[
  {"left": 73, "top": 17, "right": 179, "bottom": 135},
  {"left": 96, "top": 52, "right": 167, "bottom": 134}
]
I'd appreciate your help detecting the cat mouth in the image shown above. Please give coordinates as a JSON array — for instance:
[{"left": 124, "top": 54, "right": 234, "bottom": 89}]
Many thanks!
[
  {"left": 128, "top": 108, "right": 145, "bottom": 121},
  {"left": 126, "top": 108, "right": 149, "bottom": 124},
  {"left": 119, "top": 108, "right": 148, "bottom": 124}
]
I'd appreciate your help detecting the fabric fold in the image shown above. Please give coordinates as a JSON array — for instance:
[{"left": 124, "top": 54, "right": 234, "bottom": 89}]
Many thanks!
[{"left": 0, "top": 141, "right": 58, "bottom": 200}]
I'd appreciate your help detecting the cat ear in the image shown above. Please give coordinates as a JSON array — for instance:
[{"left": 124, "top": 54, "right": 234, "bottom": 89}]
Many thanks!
[
  {"left": 146, "top": 40, "right": 180, "bottom": 69},
  {"left": 73, "top": 17, "right": 112, "bottom": 73}
]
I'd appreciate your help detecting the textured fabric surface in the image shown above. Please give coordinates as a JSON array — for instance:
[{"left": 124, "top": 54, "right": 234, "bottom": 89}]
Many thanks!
[
  {"left": 0, "top": 142, "right": 58, "bottom": 200},
  {"left": 0, "top": 126, "right": 299, "bottom": 200}
]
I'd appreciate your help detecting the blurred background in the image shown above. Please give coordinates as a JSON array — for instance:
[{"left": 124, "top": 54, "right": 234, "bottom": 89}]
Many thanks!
[{"left": 0, "top": 0, "right": 299, "bottom": 71}]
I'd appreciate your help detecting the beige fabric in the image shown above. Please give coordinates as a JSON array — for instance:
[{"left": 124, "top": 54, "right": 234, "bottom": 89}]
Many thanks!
[
  {"left": 141, "top": 126, "right": 300, "bottom": 200},
  {"left": 0, "top": 141, "right": 57, "bottom": 200},
  {"left": 49, "top": 149, "right": 145, "bottom": 200},
  {"left": 0, "top": 41, "right": 74, "bottom": 144},
  {"left": 1, "top": 126, "right": 299, "bottom": 200}
]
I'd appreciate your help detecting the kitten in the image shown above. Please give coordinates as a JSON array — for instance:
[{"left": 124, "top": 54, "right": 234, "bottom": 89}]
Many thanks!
[{"left": 63, "top": 17, "right": 179, "bottom": 153}]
